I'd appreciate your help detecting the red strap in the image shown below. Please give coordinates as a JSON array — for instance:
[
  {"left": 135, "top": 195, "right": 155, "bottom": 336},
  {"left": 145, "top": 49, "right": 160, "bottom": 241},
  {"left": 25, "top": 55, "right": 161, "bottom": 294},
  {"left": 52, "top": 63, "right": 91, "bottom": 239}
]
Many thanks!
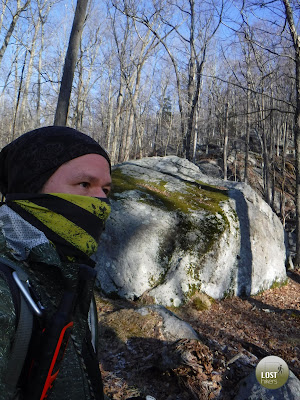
[{"left": 40, "top": 321, "right": 73, "bottom": 400}]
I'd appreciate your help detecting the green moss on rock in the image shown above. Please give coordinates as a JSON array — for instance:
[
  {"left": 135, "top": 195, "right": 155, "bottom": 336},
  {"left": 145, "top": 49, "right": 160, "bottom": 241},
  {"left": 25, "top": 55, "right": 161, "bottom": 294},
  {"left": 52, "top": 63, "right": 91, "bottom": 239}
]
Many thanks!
[
  {"left": 254, "top": 277, "right": 288, "bottom": 296},
  {"left": 111, "top": 167, "right": 233, "bottom": 296},
  {"left": 192, "top": 297, "right": 209, "bottom": 311},
  {"left": 270, "top": 277, "right": 288, "bottom": 290},
  {"left": 111, "top": 168, "right": 229, "bottom": 215}
]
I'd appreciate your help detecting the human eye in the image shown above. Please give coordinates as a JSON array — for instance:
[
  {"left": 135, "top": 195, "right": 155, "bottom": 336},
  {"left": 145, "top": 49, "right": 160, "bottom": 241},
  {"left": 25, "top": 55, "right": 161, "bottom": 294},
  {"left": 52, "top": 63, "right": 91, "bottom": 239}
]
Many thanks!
[
  {"left": 103, "top": 187, "right": 111, "bottom": 196},
  {"left": 79, "top": 182, "right": 90, "bottom": 188}
]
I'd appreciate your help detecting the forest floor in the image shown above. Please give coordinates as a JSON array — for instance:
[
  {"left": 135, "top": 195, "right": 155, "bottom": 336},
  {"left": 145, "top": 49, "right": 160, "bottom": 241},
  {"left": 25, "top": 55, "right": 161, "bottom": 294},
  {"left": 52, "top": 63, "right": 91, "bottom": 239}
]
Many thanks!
[{"left": 97, "top": 268, "right": 300, "bottom": 400}]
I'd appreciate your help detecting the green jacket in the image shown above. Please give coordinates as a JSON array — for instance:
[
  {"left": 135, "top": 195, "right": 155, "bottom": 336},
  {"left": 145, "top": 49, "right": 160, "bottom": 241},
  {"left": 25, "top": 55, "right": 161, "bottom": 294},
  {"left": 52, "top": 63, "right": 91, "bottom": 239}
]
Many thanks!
[{"left": 0, "top": 205, "right": 103, "bottom": 400}]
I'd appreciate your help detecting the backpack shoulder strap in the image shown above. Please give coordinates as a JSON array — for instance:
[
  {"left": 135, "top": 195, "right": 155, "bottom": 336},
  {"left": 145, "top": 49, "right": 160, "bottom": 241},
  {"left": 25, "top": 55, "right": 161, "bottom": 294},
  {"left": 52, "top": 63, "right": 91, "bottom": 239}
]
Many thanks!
[
  {"left": 0, "top": 261, "right": 21, "bottom": 322},
  {"left": 0, "top": 258, "right": 34, "bottom": 394}
]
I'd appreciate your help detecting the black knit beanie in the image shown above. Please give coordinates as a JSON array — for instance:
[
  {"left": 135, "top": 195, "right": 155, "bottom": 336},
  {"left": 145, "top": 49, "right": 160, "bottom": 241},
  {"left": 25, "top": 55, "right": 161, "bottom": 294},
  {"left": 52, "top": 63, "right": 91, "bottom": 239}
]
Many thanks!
[{"left": 0, "top": 126, "right": 111, "bottom": 196}]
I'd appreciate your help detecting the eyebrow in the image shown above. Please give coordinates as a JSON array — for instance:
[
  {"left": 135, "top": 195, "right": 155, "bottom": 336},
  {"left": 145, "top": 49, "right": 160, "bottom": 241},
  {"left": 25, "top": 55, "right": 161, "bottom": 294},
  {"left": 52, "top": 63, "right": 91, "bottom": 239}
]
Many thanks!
[{"left": 73, "top": 172, "right": 112, "bottom": 186}]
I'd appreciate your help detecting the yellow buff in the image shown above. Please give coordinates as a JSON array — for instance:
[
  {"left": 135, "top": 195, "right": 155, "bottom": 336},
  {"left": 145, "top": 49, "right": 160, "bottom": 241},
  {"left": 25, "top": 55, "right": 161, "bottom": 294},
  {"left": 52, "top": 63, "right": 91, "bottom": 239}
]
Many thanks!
[{"left": 6, "top": 193, "right": 111, "bottom": 261}]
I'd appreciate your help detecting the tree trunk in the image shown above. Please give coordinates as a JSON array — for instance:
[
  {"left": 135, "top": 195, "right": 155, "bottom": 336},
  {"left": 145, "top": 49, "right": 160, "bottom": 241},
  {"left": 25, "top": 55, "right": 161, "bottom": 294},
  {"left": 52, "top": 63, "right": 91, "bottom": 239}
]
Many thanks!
[
  {"left": 244, "top": 76, "right": 251, "bottom": 184},
  {"left": 259, "top": 89, "right": 270, "bottom": 205},
  {"left": 105, "top": 79, "right": 114, "bottom": 148},
  {"left": 282, "top": 0, "right": 300, "bottom": 265},
  {"left": 185, "top": 1, "right": 196, "bottom": 161},
  {"left": 111, "top": 79, "right": 124, "bottom": 163},
  {"left": 192, "top": 106, "right": 198, "bottom": 161},
  {"left": 223, "top": 101, "right": 229, "bottom": 181},
  {"left": 54, "top": 0, "right": 89, "bottom": 126},
  {"left": 122, "top": 105, "right": 134, "bottom": 161},
  {"left": 280, "top": 121, "right": 288, "bottom": 225},
  {"left": 19, "top": 16, "right": 41, "bottom": 131},
  {"left": 36, "top": 18, "right": 45, "bottom": 127},
  {"left": 294, "top": 56, "right": 300, "bottom": 265},
  {"left": 0, "top": 1, "right": 8, "bottom": 33},
  {"left": 0, "top": 0, "right": 30, "bottom": 68},
  {"left": 12, "top": 50, "right": 27, "bottom": 139}
]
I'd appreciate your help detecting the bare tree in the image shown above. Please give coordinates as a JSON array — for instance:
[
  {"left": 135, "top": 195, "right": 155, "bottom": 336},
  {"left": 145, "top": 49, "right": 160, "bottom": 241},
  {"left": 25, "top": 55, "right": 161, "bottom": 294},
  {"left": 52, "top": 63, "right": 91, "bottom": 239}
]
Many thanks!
[
  {"left": 12, "top": 49, "right": 28, "bottom": 139},
  {"left": 72, "top": 24, "right": 103, "bottom": 130},
  {"left": 0, "top": 0, "right": 9, "bottom": 33},
  {"left": 18, "top": 4, "right": 42, "bottom": 131},
  {"left": 282, "top": 0, "right": 300, "bottom": 265},
  {"left": 183, "top": 0, "right": 223, "bottom": 160},
  {"left": 112, "top": 0, "right": 186, "bottom": 158},
  {"left": 0, "top": 0, "right": 30, "bottom": 68},
  {"left": 109, "top": 4, "right": 162, "bottom": 162},
  {"left": 54, "top": 0, "right": 89, "bottom": 126}
]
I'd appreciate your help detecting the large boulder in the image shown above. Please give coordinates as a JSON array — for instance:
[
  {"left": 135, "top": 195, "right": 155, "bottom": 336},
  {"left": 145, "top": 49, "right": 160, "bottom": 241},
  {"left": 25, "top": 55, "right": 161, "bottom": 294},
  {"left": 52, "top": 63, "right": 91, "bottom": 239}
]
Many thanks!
[{"left": 95, "top": 156, "right": 287, "bottom": 306}]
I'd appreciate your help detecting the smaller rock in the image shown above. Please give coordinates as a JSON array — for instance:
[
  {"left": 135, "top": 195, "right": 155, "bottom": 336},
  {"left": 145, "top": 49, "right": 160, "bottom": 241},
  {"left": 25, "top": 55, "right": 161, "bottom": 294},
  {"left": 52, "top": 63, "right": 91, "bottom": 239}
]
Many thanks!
[
  {"left": 138, "top": 305, "right": 199, "bottom": 341},
  {"left": 197, "top": 159, "right": 224, "bottom": 178},
  {"left": 234, "top": 369, "right": 300, "bottom": 400}
]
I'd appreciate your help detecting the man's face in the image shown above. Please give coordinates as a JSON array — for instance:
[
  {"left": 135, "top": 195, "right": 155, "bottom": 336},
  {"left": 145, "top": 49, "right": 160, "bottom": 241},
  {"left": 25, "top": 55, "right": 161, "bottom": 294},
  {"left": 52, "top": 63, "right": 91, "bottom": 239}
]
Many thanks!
[{"left": 41, "top": 154, "right": 111, "bottom": 198}]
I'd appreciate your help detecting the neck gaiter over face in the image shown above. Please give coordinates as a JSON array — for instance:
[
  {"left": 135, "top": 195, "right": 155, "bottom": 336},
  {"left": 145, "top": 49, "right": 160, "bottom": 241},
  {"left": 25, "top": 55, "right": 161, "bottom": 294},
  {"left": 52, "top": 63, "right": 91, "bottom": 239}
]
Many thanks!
[{"left": 5, "top": 193, "right": 111, "bottom": 264}]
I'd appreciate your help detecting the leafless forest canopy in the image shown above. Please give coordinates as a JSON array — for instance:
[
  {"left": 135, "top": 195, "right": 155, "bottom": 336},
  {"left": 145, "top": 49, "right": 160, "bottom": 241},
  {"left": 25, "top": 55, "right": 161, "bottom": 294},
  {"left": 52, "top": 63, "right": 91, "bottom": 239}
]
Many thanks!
[{"left": 0, "top": 0, "right": 299, "bottom": 226}]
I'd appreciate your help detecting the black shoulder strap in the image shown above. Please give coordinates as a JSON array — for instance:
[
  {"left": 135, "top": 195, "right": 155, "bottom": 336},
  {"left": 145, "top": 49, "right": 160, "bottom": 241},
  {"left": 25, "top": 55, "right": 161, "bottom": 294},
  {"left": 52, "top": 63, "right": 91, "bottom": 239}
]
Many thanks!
[
  {"left": 0, "top": 259, "right": 33, "bottom": 394},
  {"left": 0, "top": 262, "right": 21, "bottom": 323}
]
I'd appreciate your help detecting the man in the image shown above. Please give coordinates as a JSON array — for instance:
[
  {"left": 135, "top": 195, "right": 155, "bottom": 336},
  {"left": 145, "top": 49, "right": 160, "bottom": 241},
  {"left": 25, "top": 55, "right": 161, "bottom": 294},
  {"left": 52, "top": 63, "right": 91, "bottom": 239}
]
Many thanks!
[{"left": 0, "top": 126, "right": 111, "bottom": 400}]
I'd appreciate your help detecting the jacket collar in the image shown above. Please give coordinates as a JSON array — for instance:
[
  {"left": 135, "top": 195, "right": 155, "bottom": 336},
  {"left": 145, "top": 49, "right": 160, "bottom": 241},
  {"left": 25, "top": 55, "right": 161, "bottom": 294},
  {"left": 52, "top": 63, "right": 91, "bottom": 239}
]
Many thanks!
[
  {"left": 0, "top": 204, "right": 61, "bottom": 267},
  {"left": 0, "top": 205, "right": 97, "bottom": 290}
]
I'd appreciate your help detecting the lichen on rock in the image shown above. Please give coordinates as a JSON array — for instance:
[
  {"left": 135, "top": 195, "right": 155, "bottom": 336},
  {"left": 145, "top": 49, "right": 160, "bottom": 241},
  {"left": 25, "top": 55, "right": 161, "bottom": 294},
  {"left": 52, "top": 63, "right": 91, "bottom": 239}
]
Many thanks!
[{"left": 95, "top": 156, "right": 287, "bottom": 306}]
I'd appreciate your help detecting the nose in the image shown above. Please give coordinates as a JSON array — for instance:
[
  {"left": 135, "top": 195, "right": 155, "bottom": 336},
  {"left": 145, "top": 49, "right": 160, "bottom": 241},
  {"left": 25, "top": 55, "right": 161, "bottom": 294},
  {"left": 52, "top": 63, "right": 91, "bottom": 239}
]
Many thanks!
[{"left": 89, "top": 186, "right": 107, "bottom": 198}]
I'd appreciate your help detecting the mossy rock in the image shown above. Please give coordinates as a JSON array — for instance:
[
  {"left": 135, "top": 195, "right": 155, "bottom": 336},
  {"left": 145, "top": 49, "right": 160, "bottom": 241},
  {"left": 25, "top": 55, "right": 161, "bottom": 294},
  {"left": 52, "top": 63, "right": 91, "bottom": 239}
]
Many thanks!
[{"left": 96, "top": 156, "right": 287, "bottom": 306}]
